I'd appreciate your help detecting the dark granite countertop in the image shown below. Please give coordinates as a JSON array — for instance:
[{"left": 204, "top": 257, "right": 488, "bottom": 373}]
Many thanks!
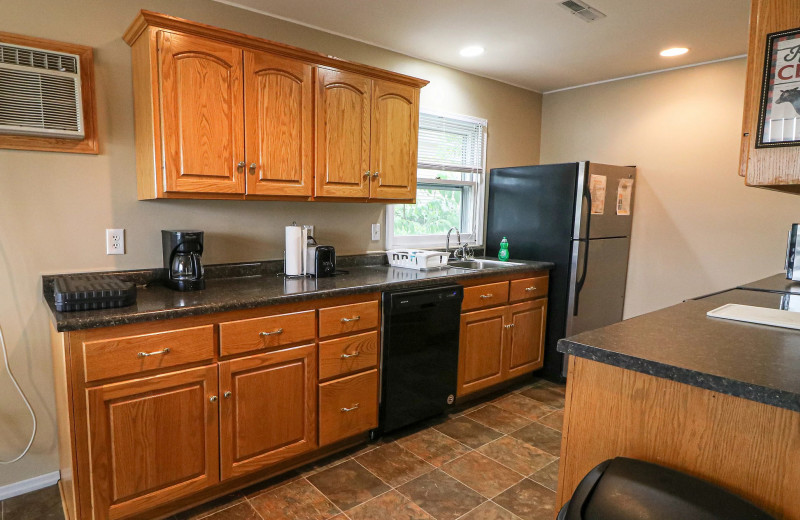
[
  {"left": 558, "top": 286, "right": 800, "bottom": 412},
  {"left": 44, "top": 256, "right": 552, "bottom": 332}
]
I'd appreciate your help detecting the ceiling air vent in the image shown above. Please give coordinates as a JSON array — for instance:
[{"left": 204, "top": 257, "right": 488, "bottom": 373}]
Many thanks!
[
  {"left": 559, "top": 0, "right": 607, "bottom": 22},
  {"left": 0, "top": 42, "right": 84, "bottom": 139}
]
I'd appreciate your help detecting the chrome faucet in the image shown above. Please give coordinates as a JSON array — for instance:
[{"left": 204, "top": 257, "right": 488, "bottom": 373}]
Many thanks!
[{"left": 446, "top": 227, "right": 461, "bottom": 259}]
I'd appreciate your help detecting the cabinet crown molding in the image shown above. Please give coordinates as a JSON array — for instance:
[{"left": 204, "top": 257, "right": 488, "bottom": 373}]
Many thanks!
[{"left": 123, "top": 10, "right": 429, "bottom": 89}]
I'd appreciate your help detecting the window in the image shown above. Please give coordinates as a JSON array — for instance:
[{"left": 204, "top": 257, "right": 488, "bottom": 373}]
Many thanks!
[{"left": 387, "top": 110, "right": 487, "bottom": 249}]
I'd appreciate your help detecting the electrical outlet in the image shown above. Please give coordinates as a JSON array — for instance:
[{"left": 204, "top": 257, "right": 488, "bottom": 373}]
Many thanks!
[
  {"left": 303, "top": 224, "right": 315, "bottom": 239},
  {"left": 106, "top": 228, "right": 125, "bottom": 255},
  {"left": 371, "top": 223, "right": 380, "bottom": 241}
]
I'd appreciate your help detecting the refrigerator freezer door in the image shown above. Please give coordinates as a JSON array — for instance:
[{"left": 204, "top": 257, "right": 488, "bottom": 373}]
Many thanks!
[
  {"left": 574, "top": 163, "right": 636, "bottom": 240},
  {"left": 566, "top": 237, "right": 631, "bottom": 337}
]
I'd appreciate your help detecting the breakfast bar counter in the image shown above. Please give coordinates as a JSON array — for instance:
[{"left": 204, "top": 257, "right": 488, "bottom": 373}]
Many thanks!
[{"left": 556, "top": 283, "right": 800, "bottom": 519}]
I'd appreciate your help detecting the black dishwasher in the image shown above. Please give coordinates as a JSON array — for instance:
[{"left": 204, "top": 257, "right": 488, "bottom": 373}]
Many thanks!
[{"left": 378, "top": 284, "right": 463, "bottom": 434}]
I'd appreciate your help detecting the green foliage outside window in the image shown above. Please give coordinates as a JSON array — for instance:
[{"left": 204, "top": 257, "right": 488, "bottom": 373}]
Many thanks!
[{"left": 394, "top": 188, "right": 462, "bottom": 236}]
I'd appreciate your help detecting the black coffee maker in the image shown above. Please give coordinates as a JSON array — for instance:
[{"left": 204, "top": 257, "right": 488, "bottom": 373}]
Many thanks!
[{"left": 162, "top": 230, "right": 205, "bottom": 291}]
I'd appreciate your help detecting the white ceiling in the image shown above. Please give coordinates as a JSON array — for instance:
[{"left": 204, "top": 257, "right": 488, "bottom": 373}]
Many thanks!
[{"left": 214, "top": 0, "right": 750, "bottom": 93}]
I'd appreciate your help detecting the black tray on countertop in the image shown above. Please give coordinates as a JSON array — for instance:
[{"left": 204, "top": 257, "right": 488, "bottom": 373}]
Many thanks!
[{"left": 53, "top": 275, "right": 137, "bottom": 312}]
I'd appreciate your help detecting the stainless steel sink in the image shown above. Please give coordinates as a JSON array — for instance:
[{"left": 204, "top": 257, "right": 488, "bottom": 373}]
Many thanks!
[{"left": 448, "top": 259, "right": 524, "bottom": 270}]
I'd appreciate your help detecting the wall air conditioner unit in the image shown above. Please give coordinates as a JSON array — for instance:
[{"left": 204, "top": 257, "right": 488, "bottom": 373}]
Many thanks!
[{"left": 0, "top": 42, "right": 84, "bottom": 139}]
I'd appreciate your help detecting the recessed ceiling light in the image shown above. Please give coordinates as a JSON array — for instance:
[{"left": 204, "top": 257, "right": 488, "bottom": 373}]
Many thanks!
[
  {"left": 660, "top": 47, "right": 689, "bottom": 57},
  {"left": 460, "top": 45, "right": 485, "bottom": 57}
]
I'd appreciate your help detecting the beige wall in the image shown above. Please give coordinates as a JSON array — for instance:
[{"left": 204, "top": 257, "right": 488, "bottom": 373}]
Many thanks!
[
  {"left": 0, "top": 0, "right": 542, "bottom": 487},
  {"left": 541, "top": 58, "right": 799, "bottom": 319}
]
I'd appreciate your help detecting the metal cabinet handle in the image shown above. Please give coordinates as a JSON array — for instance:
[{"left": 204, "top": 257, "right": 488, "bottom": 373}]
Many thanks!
[
  {"left": 479, "top": 294, "right": 493, "bottom": 299},
  {"left": 249, "top": 162, "right": 257, "bottom": 175},
  {"left": 137, "top": 347, "right": 170, "bottom": 358},
  {"left": 209, "top": 395, "right": 218, "bottom": 403},
  {"left": 237, "top": 161, "right": 246, "bottom": 173},
  {"left": 341, "top": 316, "right": 361, "bottom": 323},
  {"left": 224, "top": 391, "right": 232, "bottom": 399},
  {"left": 504, "top": 324, "right": 516, "bottom": 329},
  {"left": 341, "top": 404, "right": 360, "bottom": 413},
  {"left": 524, "top": 286, "right": 537, "bottom": 292},
  {"left": 340, "top": 351, "right": 361, "bottom": 359},
  {"left": 260, "top": 328, "right": 284, "bottom": 337},
  {"left": 372, "top": 171, "right": 380, "bottom": 178},
  {"left": 364, "top": 171, "right": 371, "bottom": 178}
]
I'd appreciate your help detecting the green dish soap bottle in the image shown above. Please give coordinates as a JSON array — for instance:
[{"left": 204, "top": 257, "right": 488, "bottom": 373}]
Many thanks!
[{"left": 498, "top": 237, "right": 510, "bottom": 261}]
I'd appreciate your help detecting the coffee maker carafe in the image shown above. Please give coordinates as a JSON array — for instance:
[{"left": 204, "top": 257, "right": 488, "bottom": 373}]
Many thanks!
[{"left": 162, "top": 230, "right": 205, "bottom": 291}]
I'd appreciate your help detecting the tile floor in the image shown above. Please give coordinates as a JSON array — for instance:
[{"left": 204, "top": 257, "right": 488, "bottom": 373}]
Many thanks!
[{"left": 2, "top": 377, "right": 565, "bottom": 520}]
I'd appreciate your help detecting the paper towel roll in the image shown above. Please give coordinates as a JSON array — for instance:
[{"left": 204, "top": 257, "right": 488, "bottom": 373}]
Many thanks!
[{"left": 285, "top": 225, "right": 303, "bottom": 276}]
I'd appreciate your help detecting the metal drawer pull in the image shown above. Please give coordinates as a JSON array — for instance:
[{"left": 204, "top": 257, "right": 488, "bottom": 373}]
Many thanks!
[
  {"left": 209, "top": 395, "right": 218, "bottom": 403},
  {"left": 259, "top": 328, "right": 284, "bottom": 337},
  {"left": 341, "top": 404, "right": 360, "bottom": 413},
  {"left": 137, "top": 347, "right": 170, "bottom": 358},
  {"left": 364, "top": 171, "right": 371, "bottom": 178},
  {"left": 479, "top": 294, "right": 493, "bottom": 299},
  {"left": 224, "top": 391, "right": 232, "bottom": 399},
  {"left": 372, "top": 171, "right": 380, "bottom": 178},
  {"left": 340, "top": 351, "right": 360, "bottom": 359},
  {"left": 341, "top": 316, "right": 361, "bottom": 323},
  {"left": 524, "top": 286, "right": 537, "bottom": 292},
  {"left": 249, "top": 162, "right": 257, "bottom": 175},
  {"left": 504, "top": 324, "right": 516, "bottom": 329},
  {"left": 237, "top": 161, "right": 246, "bottom": 173}
]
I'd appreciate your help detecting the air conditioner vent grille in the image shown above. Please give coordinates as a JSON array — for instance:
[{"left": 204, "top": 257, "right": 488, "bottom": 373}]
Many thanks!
[
  {"left": 0, "top": 67, "right": 82, "bottom": 134},
  {"left": 0, "top": 43, "right": 77, "bottom": 73},
  {"left": 559, "top": 0, "right": 607, "bottom": 22}
]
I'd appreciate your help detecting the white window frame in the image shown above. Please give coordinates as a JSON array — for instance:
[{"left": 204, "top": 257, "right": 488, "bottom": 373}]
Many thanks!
[{"left": 386, "top": 109, "right": 487, "bottom": 250}]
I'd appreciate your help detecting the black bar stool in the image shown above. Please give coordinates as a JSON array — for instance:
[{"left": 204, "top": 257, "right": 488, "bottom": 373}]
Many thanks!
[{"left": 558, "top": 458, "right": 775, "bottom": 520}]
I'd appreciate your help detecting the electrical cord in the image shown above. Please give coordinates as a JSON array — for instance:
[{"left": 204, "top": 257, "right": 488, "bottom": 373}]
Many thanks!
[{"left": 0, "top": 323, "right": 36, "bottom": 464}]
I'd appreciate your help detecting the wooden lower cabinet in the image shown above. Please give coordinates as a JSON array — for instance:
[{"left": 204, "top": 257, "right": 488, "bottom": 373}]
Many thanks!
[
  {"left": 56, "top": 294, "right": 383, "bottom": 520},
  {"left": 457, "top": 276, "right": 548, "bottom": 398},
  {"left": 458, "top": 307, "right": 507, "bottom": 396},
  {"left": 219, "top": 344, "right": 317, "bottom": 480},
  {"left": 86, "top": 366, "right": 220, "bottom": 520},
  {"left": 505, "top": 299, "right": 547, "bottom": 379},
  {"left": 319, "top": 369, "right": 379, "bottom": 446}
]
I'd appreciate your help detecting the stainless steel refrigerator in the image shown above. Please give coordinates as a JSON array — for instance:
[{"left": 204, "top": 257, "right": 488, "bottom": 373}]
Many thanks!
[{"left": 485, "top": 162, "right": 636, "bottom": 378}]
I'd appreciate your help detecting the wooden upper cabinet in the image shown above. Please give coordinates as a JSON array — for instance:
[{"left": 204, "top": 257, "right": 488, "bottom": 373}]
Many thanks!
[
  {"left": 86, "top": 365, "right": 219, "bottom": 519},
  {"left": 158, "top": 31, "right": 245, "bottom": 195},
  {"left": 369, "top": 80, "right": 419, "bottom": 201},
  {"left": 125, "top": 11, "right": 427, "bottom": 201},
  {"left": 244, "top": 51, "right": 314, "bottom": 197},
  {"left": 219, "top": 344, "right": 317, "bottom": 480},
  {"left": 504, "top": 300, "right": 547, "bottom": 379},
  {"left": 739, "top": 0, "right": 800, "bottom": 191},
  {"left": 315, "top": 67, "right": 372, "bottom": 199}
]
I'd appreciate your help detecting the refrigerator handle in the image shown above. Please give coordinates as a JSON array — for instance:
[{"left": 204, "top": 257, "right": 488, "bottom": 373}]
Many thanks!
[{"left": 573, "top": 187, "right": 592, "bottom": 316}]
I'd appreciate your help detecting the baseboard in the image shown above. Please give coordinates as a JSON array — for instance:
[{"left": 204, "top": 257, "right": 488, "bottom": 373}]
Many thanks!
[{"left": 0, "top": 471, "right": 60, "bottom": 501}]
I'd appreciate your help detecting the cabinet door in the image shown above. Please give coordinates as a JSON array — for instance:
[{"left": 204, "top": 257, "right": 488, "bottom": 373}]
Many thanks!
[
  {"left": 244, "top": 51, "right": 313, "bottom": 197},
  {"left": 219, "top": 344, "right": 317, "bottom": 480},
  {"left": 86, "top": 366, "right": 219, "bottom": 520},
  {"left": 504, "top": 300, "right": 547, "bottom": 379},
  {"left": 457, "top": 307, "right": 506, "bottom": 397},
  {"left": 369, "top": 79, "right": 419, "bottom": 201},
  {"left": 159, "top": 31, "right": 245, "bottom": 194},
  {"left": 315, "top": 67, "right": 371, "bottom": 198}
]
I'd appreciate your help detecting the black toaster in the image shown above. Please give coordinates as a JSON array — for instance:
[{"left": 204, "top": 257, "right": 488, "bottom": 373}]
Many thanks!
[{"left": 314, "top": 245, "right": 336, "bottom": 277}]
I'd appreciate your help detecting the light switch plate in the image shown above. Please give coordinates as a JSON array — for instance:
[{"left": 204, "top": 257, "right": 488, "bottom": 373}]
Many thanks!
[{"left": 371, "top": 223, "right": 380, "bottom": 241}]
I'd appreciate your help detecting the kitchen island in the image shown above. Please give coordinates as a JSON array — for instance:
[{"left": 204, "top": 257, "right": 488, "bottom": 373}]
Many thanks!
[{"left": 556, "top": 285, "right": 800, "bottom": 519}]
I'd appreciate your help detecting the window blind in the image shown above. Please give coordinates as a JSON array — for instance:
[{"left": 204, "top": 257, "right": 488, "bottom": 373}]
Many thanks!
[{"left": 417, "top": 111, "right": 486, "bottom": 174}]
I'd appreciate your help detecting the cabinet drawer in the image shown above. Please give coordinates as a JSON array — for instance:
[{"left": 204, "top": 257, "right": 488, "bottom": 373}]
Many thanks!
[
  {"left": 219, "top": 310, "right": 315, "bottom": 356},
  {"left": 509, "top": 276, "right": 549, "bottom": 302},
  {"left": 462, "top": 282, "right": 510, "bottom": 311},
  {"left": 319, "top": 369, "right": 378, "bottom": 446},
  {"left": 319, "top": 331, "right": 379, "bottom": 380},
  {"left": 82, "top": 325, "right": 215, "bottom": 383},
  {"left": 319, "top": 301, "right": 379, "bottom": 338}
]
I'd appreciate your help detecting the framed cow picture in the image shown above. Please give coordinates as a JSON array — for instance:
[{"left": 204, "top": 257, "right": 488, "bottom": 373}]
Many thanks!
[{"left": 757, "top": 27, "right": 800, "bottom": 148}]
